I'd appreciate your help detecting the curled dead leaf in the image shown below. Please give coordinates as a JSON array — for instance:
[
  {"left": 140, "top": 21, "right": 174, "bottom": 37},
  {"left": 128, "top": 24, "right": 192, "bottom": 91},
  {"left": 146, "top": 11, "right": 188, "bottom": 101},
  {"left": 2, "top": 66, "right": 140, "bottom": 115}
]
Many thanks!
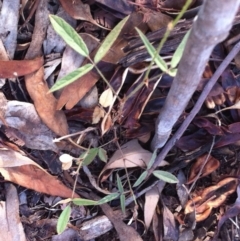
[
  {"left": 187, "top": 154, "right": 220, "bottom": 184},
  {"left": 99, "top": 139, "right": 168, "bottom": 182},
  {"left": 0, "top": 149, "right": 78, "bottom": 198},
  {"left": 185, "top": 177, "right": 238, "bottom": 222},
  {"left": 101, "top": 113, "right": 113, "bottom": 135},
  {"left": 92, "top": 106, "right": 105, "bottom": 124}
]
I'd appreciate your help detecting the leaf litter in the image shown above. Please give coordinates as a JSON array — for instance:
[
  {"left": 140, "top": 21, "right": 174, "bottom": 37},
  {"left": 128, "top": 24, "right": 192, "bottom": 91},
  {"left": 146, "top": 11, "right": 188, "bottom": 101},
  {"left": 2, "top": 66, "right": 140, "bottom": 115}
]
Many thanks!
[{"left": 1, "top": 0, "right": 240, "bottom": 240}]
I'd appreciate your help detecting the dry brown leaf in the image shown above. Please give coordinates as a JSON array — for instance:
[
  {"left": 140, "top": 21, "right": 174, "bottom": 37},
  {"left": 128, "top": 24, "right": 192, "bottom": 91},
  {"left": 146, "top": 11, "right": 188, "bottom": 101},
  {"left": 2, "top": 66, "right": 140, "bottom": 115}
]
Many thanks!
[
  {"left": 101, "top": 113, "right": 113, "bottom": 135},
  {"left": 144, "top": 186, "right": 160, "bottom": 229},
  {"left": 99, "top": 139, "right": 168, "bottom": 182},
  {"left": 0, "top": 57, "right": 44, "bottom": 78},
  {"left": 23, "top": 1, "right": 68, "bottom": 136},
  {"left": 0, "top": 149, "right": 79, "bottom": 198},
  {"left": 92, "top": 106, "right": 105, "bottom": 124},
  {"left": 57, "top": 70, "right": 100, "bottom": 110},
  {"left": 187, "top": 154, "right": 220, "bottom": 184},
  {"left": 146, "top": 11, "right": 172, "bottom": 31},
  {"left": 0, "top": 183, "right": 27, "bottom": 241},
  {"left": 99, "top": 88, "right": 113, "bottom": 108},
  {"left": 25, "top": 67, "right": 69, "bottom": 136},
  {"left": 59, "top": 0, "right": 100, "bottom": 27}
]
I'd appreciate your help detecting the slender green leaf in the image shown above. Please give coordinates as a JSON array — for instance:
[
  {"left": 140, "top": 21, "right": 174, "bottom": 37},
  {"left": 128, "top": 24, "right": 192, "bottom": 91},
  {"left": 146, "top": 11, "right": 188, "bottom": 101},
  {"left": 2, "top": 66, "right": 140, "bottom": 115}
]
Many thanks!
[
  {"left": 94, "top": 16, "right": 129, "bottom": 63},
  {"left": 171, "top": 30, "right": 190, "bottom": 68},
  {"left": 97, "top": 193, "right": 120, "bottom": 205},
  {"left": 82, "top": 148, "right": 99, "bottom": 166},
  {"left": 136, "top": 28, "right": 168, "bottom": 72},
  {"left": 49, "top": 15, "right": 89, "bottom": 56},
  {"left": 153, "top": 170, "right": 179, "bottom": 183},
  {"left": 98, "top": 147, "right": 108, "bottom": 162},
  {"left": 168, "top": 68, "right": 178, "bottom": 77},
  {"left": 73, "top": 198, "right": 98, "bottom": 206},
  {"left": 57, "top": 205, "right": 71, "bottom": 234},
  {"left": 133, "top": 171, "right": 147, "bottom": 187},
  {"left": 120, "top": 194, "right": 126, "bottom": 215},
  {"left": 117, "top": 174, "right": 124, "bottom": 193},
  {"left": 147, "top": 149, "right": 157, "bottom": 170},
  {"left": 73, "top": 193, "right": 119, "bottom": 206},
  {"left": 49, "top": 63, "right": 93, "bottom": 92}
]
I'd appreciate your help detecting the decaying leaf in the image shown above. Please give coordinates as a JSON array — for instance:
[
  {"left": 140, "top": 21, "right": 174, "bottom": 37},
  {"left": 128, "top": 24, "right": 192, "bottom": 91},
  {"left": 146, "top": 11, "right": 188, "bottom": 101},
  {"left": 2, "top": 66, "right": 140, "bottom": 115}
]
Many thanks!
[
  {"left": 144, "top": 186, "right": 160, "bottom": 229},
  {"left": 162, "top": 202, "right": 179, "bottom": 241},
  {"left": 0, "top": 0, "right": 20, "bottom": 59},
  {"left": 59, "top": 0, "right": 101, "bottom": 27},
  {"left": 0, "top": 57, "right": 44, "bottom": 78},
  {"left": 2, "top": 101, "right": 58, "bottom": 152},
  {"left": 0, "top": 148, "right": 79, "bottom": 198},
  {"left": 99, "top": 12, "right": 148, "bottom": 65},
  {"left": 146, "top": 11, "right": 172, "bottom": 31},
  {"left": 22, "top": 0, "right": 68, "bottom": 137},
  {"left": 57, "top": 66, "right": 100, "bottom": 110},
  {"left": 92, "top": 106, "right": 105, "bottom": 124},
  {"left": 212, "top": 185, "right": 240, "bottom": 241},
  {"left": 25, "top": 67, "right": 69, "bottom": 136},
  {"left": 187, "top": 154, "right": 220, "bottom": 184},
  {"left": 0, "top": 183, "right": 26, "bottom": 241},
  {"left": 99, "top": 88, "right": 114, "bottom": 108},
  {"left": 185, "top": 177, "right": 238, "bottom": 222},
  {"left": 101, "top": 113, "right": 113, "bottom": 135},
  {"left": 99, "top": 139, "right": 168, "bottom": 182}
]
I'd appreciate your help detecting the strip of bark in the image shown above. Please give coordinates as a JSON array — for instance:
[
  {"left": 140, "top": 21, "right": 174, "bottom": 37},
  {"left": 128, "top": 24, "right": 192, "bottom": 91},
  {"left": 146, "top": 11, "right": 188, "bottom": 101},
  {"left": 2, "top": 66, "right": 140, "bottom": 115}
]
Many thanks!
[{"left": 151, "top": 0, "right": 240, "bottom": 150}]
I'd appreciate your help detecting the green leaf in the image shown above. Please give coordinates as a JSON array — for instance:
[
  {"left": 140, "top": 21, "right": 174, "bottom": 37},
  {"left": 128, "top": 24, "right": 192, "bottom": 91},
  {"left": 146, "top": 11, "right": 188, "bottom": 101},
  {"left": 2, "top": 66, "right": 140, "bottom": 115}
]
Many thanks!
[
  {"left": 82, "top": 148, "right": 99, "bottom": 166},
  {"left": 117, "top": 174, "right": 124, "bottom": 193},
  {"left": 98, "top": 148, "right": 108, "bottom": 162},
  {"left": 133, "top": 171, "right": 147, "bottom": 187},
  {"left": 73, "top": 198, "right": 98, "bottom": 206},
  {"left": 49, "top": 63, "right": 93, "bottom": 92},
  {"left": 120, "top": 194, "right": 126, "bottom": 215},
  {"left": 147, "top": 149, "right": 157, "bottom": 170},
  {"left": 153, "top": 170, "right": 179, "bottom": 183},
  {"left": 94, "top": 16, "right": 129, "bottom": 63},
  {"left": 57, "top": 205, "right": 71, "bottom": 234},
  {"left": 73, "top": 193, "right": 119, "bottom": 206},
  {"left": 97, "top": 193, "right": 120, "bottom": 205},
  {"left": 171, "top": 30, "right": 190, "bottom": 68},
  {"left": 168, "top": 68, "right": 178, "bottom": 77},
  {"left": 49, "top": 15, "right": 89, "bottom": 57},
  {"left": 136, "top": 28, "right": 168, "bottom": 72}
]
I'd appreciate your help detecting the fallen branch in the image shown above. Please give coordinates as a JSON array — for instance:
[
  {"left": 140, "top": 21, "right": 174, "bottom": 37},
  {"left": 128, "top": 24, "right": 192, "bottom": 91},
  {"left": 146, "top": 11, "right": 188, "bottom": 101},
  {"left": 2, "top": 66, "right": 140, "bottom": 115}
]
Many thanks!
[{"left": 151, "top": 0, "right": 240, "bottom": 150}]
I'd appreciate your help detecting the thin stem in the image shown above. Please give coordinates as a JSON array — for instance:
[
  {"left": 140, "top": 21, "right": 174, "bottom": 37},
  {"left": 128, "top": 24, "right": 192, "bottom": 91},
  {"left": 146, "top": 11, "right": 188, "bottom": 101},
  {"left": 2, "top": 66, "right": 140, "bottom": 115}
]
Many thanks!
[
  {"left": 89, "top": 59, "right": 121, "bottom": 101},
  {"left": 144, "top": 0, "right": 193, "bottom": 81}
]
